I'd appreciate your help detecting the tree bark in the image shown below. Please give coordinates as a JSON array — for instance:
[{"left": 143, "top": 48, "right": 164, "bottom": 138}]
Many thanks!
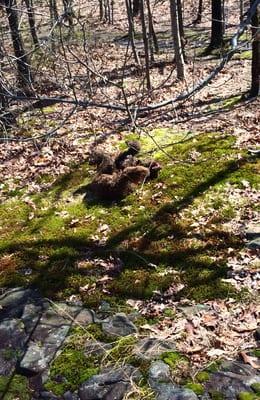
[
  {"left": 140, "top": 0, "right": 151, "bottom": 89},
  {"left": 4, "top": 0, "right": 33, "bottom": 89},
  {"left": 125, "top": 0, "right": 140, "bottom": 64},
  {"left": 170, "top": 0, "right": 185, "bottom": 79},
  {"left": 146, "top": 0, "right": 159, "bottom": 53},
  {"left": 194, "top": 0, "right": 203, "bottom": 24},
  {"left": 63, "top": 0, "right": 74, "bottom": 27},
  {"left": 249, "top": 0, "right": 260, "bottom": 96},
  {"left": 209, "top": 0, "right": 225, "bottom": 49},
  {"left": 49, "top": 0, "right": 59, "bottom": 23},
  {"left": 132, "top": 0, "right": 140, "bottom": 16},
  {"left": 240, "top": 0, "right": 244, "bottom": 22},
  {"left": 24, "top": 0, "right": 39, "bottom": 48}
]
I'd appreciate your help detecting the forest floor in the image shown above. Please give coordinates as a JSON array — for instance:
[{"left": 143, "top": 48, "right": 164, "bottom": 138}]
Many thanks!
[{"left": 0, "top": 0, "right": 259, "bottom": 392}]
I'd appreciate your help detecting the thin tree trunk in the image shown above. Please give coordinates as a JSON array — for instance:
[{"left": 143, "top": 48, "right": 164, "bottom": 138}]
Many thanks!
[
  {"left": 49, "top": 0, "right": 59, "bottom": 24},
  {"left": 24, "top": 0, "right": 39, "bottom": 48},
  {"left": 249, "top": 0, "right": 260, "bottom": 96},
  {"left": 132, "top": 0, "right": 140, "bottom": 16},
  {"left": 146, "top": 0, "right": 159, "bottom": 53},
  {"left": 63, "top": 0, "right": 74, "bottom": 27},
  {"left": 194, "top": 0, "right": 203, "bottom": 24},
  {"left": 4, "top": 0, "right": 32, "bottom": 89},
  {"left": 140, "top": 0, "right": 151, "bottom": 89},
  {"left": 177, "top": 0, "right": 186, "bottom": 61},
  {"left": 240, "top": 0, "right": 244, "bottom": 22},
  {"left": 111, "top": 0, "right": 114, "bottom": 24},
  {"left": 209, "top": 0, "right": 225, "bottom": 49},
  {"left": 99, "top": 0, "right": 104, "bottom": 20},
  {"left": 125, "top": 0, "right": 140, "bottom": 64},
  {"left": 170, "top": 0, "right": 185, "bottom": 80}
]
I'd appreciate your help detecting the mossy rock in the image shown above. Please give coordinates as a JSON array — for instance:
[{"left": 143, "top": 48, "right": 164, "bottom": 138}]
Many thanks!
[
  {"left": 160, "top": 351, "right": 188, "bottom": 369},
  {"left": 0, "top": 130, "right": 259, "bottom": 306},
  {"left": 209, "top": 390, "right": 225, "bottom": 400},
  {"left": 45, "top": 350, "right": 99, "bottom": 395},
  {"left": 184, "top": 382, "right": 204, "bottom": 395},
  {"left": 251, "top": 383, "right": 260, "bottom": 394},
  {"left": 196, "top": 371, "right": 210, "bottom": 382},
  {"left": 238, "top": 392, "right": 259, "bottom": 400},
  {"left": 252, "top": 349, "right": 260, "bottom": 358},
  {"left": 0, "top": 375, "right": 31, "bottom": 400}
]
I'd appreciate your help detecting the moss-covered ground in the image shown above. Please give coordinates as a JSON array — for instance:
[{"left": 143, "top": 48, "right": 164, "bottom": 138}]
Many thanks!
[{"left": 0, "top": 129, "right": 259, "bottom": 308}]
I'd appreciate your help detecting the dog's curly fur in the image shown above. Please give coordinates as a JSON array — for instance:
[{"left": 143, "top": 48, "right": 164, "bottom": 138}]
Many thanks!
[
  {"left": 87, "top": 165, "right": 149, "bottom": 200},
  {"left": 114, "top": 140, "right": 141, "bottom": 170}
]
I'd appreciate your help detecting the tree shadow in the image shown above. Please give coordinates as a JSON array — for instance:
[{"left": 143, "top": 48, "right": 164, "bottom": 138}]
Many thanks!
[
  {"left": 0, "top": 150, "right": 252, "bottom": 303},
  {"left": 106, "top": 157, "right": 246, "bottom": 248}
]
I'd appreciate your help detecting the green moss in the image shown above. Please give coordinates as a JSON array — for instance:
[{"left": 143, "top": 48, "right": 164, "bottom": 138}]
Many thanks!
[
  {"left": 45, "top": 350, "right": 99, "bottom": 395},
  {"left": 251, "top": 383, "right": 260, "bottom": 394},
  {"left": 184, "top": 382, "right": 204, "bottom": 395},
  {"left": 160, "top": 351, "right": 188, "bottom": 369},
  {"left": 84, "top": 323, "right": 115, "bottom": 343},
  {"left": 109, "top": 269, "right": 178, "bottom": 299},
  {"left": 0, "top": 375, "right": 31, "bottom": 400},
  {"left": 0, "top": 130, "right": 259, "bottom": 306},
  {"left": 209, "top": 390, "right": 225, "bottom": 400},
  {"left": 206, "top": 361, "right": 221, "bottom": 373},
  {"left": 163, "top": 308, "right": 175, "bottom": 318},
  {"left": 196, "top": 371, "right": 210, "bottom": 382},
  {"left": 234, "top": 50, "right": 252, "bottom": 60},
  {"left": 238, "top": 392, "right": 258, "bottom": 400},
  {"left": 252, "top": 349, "right": 260, "bottom": 358},
  {"left": 107, "top": 336, "right": 137, "bottom": 362}
]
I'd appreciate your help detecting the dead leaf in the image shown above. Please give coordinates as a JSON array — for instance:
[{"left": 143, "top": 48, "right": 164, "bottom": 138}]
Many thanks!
[{"left": 240, "top": 352, "right": 260, "bottom": 369}]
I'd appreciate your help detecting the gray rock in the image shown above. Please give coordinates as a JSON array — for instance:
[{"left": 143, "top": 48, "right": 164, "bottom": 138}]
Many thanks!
[
  {"left": 102, "top": 313, "right": 138, "bottom": 337},
  {"left": 20, "top": 310, "right": 71, "bottom": 374},
  {"left": 148, "top": 360, "right": 171, "bottom": 385},
  {"left": 78, "top": 365, "right": 141, "bottom": 400},
  {"left": 152, "top": 384, "right": 198, "bottom": 400},
  {"left": 39, "top": 391, "right": 60, "bottom": 399},
  {"left": 50, "top": 302, "right": 94, "bottom": 325},
  {"left": 219, "top": 360, "right": 256, "bottom": 376},
  {"left": 205, "top": 371, "right": 260, "bottom": 399},
  {"left": 0, "top": 318, "right": 27, "bottom": 375},
  {"left": 199, "top": 394, "right": 211, "bottom": 400},
  {"left": 177, "top": 304, "right": 210, "bottom": 318},
  {"left": 246, "top": 238, "right": 260, "bottom": 249},
  {"left": 21, "top": 302, "right": 93, "bottom": 374},
  {"left": 21, "top": 342, "right": 49, "bottom": 373},
  {"left": 0, "top": 288, "right": 41, "bottom": 320},
  {"left": 245, "top": 224, "right": 260, "bottom": 239},
  {"left": 134, "top": 338, "right": 176, "bottom": 361},
  {"left": 21, "top": 302, "right": 44, "bottom": 333},
  {"left": 63, "top": 391, "right": 79, "bottom": 400},
  {"left": 84, "top": 340, "right": 112, "bottom": 357}
]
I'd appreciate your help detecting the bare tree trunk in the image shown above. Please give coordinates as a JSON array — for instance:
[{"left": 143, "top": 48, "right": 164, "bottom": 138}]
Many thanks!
[
  {"left": 132, "top": 0, "right": 140, "bottom": 16},
  {"left": 111, "top": 0, "right": 114, "bottom": 24},
  {"left": 146, "top": 0, "right": 159, "bottom": 53},
  {"left": 240, "top": 0, "right": 244, "bottom": 22},
  {"left": 49, "top": 0, "right": 59, "bottom": 24},
  {"left": 194, "top": 0, "right": 203, "bottom": 24},
  {"left": 99, "top": 0, "right": 104, "bottom": 20},
  {"left": 24, "top": 0, "right": 39, "bottom": 48},
  {"left": 125, "top": 0, "right": 140, "bottom": 64},
  {"left": 170, "top": 0, "right": 185, "bottom": 80},
  {"left": 177, "top": 0, "right": 186, "bottom": 61},
  {"left": 4, "top": 0, "right": 33, "bottom": 89},
  {"left": 209, "top": 0, "right": 225, "bottom": 49},
  {"left": 140, "top": 0, "right": 151, "bottom": 89},
  {"left": 249, "top": 0, "right": 260, "bottom": 97},
  {"left": 63, "top": 0, "right": 74, "bottom": 27}
]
